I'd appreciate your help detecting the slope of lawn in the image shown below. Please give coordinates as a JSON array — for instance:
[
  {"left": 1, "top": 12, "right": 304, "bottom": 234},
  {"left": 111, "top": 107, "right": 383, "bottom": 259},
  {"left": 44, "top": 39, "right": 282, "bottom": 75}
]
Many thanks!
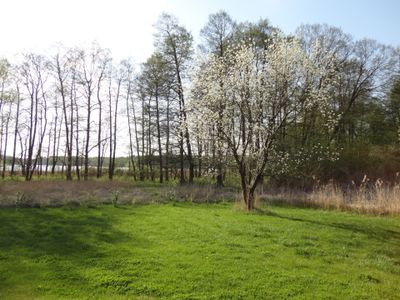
[{"left": 0, "top": 203, "right": 399, "bottom": 299}]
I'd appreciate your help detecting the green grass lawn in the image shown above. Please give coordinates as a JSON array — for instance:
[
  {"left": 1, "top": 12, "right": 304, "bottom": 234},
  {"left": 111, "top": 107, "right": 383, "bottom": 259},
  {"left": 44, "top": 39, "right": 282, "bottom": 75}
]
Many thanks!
[{"left": 0, "top": 203, "right": 399, "bottom": 299}]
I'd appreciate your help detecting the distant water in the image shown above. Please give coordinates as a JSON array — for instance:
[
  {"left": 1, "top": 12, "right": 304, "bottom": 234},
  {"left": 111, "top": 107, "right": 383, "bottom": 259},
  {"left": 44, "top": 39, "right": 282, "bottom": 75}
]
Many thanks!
[{"left": 2, "top": 165, "right": 128, "bottom": 172}]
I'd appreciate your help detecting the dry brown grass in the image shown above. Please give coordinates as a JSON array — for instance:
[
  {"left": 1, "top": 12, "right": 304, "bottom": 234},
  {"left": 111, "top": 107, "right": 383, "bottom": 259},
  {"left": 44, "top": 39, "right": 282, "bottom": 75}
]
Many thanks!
[
  {"left": 259, "top": 176, "right": 400, "bottom": 215},
  {"left": 0, "top": 180, "right": 238, "bottom": 208},
  {"left": 2, "top": 176, "right": 399, "bottom": 215},
  {"left": 0, "top": 180, "right": 137, "bottom": 207}
]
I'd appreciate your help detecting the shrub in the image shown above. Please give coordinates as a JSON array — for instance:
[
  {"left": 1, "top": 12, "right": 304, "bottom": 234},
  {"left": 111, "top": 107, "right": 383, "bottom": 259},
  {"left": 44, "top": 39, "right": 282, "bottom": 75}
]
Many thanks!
[
  {"left": 112, "top": 190, "right": 120, "bottom": 207},
  {"left": 15, "top": 192, "right": 28, "bottom": 208}
]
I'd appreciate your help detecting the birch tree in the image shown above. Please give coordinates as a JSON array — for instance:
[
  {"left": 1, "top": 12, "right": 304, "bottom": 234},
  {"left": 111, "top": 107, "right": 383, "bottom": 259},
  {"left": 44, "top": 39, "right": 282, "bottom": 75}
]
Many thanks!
[
  {"left": 155, "top": 13, "right": 194, "bottom": 184},
  {"left": 20, "top": 54, "right": 49, "bottom": 181}
]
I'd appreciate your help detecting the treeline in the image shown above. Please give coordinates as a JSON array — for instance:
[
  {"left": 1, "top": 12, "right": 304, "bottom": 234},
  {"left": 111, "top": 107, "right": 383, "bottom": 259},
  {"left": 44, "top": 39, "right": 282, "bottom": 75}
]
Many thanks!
[{"left": 0, "top": 11, "right": 399, "bottom": 188}]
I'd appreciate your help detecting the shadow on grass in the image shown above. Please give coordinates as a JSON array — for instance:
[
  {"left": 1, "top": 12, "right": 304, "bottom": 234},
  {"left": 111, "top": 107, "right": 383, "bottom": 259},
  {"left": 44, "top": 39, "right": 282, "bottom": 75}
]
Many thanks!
[
  {"left": 0, "top": 208, "right": 135, "bottom": 255},
  {"left": 0, "top": 207, "right": 147, "bottom": 295},
  {"left": 266, "top": 209, "right": 400, "bottom": 250}
]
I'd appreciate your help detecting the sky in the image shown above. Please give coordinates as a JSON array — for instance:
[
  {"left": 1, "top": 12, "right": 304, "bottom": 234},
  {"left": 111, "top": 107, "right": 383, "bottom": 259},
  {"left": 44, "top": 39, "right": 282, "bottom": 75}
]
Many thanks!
[{"left": 0, "top": 0, "right": 399, "bottom": 64}]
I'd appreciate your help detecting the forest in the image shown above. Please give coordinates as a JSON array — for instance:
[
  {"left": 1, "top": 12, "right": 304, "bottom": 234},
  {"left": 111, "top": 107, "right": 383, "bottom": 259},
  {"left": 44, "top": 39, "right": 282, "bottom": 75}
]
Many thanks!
[{"left": 1, "top": 12, "right": 400, "bottom": 210}]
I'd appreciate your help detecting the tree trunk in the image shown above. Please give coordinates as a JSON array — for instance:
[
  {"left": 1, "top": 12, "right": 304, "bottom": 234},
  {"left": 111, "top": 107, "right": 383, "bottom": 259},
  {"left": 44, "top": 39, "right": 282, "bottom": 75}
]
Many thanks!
[
  {"left": 75, "top": 97, "right": 80, "bottom": 181},
  {"left": 165, "top": 95, "right": 170, "bottom": 181},
  {"left": 197, "top": 136, "right": 202, "bottom": 178},
  {"left": 141, "top": 95, "right": 146, "bottom": 181},
  {"left": 52, "top": 115, "right": 62, "bottom": 175},
  {"left": 45, "top": 126, "right": 51, "bottom": 176},
  {"left": 125, "top": 80, "right": 136, "bottom": 180},
  {"left": 51, "top": 101, "right": 58, "bottom": 175},
  {"left": 84, "top": 88, "right": 92, "bottom": 181},
  {"left": 11, "top": 85, "right": 21, "bottom": 176},
  {"left": 239, "top": 168, "right": 258, "bottom": 211},
  {"left": 173, "top": 51, "right": 193, "bottom": 184},
  {"left": 96, "top": 70, "right": 105, "bottom": 179},
  {"left": 1, "top": 104, "right": 11, "bottom": 178},
  {"left": 97, "top": 100, "right": 102, "bottom": 178},
  {"left": 178, "top": 100, "right": 185, "bottom": 185},
  {"left": 109, "top": 78, "right": 121, "bottom": 180},
  {"left": 132, "top": 96, "right": 142, "bottom": 180},
  {"left": 155, "top": 91, "right": 163, "bottom": 183},
  {"left": 147, "top": 96, "right": 154, "bottom": 181}
]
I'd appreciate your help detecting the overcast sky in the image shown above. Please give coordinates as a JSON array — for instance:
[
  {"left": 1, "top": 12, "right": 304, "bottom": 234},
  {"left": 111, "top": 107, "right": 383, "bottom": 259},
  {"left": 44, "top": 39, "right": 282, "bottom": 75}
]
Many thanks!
[{"left": 1, "top": 0, "right": 399, "bottom": 63}]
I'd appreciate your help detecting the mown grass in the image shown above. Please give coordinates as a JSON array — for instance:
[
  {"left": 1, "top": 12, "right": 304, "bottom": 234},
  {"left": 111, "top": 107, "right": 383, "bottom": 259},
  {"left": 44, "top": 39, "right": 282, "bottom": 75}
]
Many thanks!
[{"left": 0, "top": 203, "right": 399, "bottom": 299}]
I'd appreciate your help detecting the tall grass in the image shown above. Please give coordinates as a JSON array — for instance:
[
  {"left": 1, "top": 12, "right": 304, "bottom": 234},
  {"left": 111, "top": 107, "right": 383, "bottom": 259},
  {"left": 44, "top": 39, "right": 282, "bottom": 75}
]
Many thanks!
[
  {"left": 0, "top": 179, "right": 238, "bottom": 208},
  {"left": 1, "top": 175, "right": 399, "bottom": 215},
  {"left": 261, "top": 175, "right": 400, "bottom": 215}
]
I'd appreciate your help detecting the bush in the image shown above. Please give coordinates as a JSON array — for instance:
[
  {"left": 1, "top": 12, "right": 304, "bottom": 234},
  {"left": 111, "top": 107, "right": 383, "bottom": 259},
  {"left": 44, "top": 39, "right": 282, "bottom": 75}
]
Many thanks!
[{"left": 112, "top": 190, "right": 120, "bottom": 207}]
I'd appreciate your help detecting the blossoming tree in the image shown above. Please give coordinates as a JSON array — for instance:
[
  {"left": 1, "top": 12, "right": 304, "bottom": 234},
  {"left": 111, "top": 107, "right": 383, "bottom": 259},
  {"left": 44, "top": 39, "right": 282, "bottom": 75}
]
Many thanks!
[{"left": 190, "top": 35, "right": 339, "bottom": 210}]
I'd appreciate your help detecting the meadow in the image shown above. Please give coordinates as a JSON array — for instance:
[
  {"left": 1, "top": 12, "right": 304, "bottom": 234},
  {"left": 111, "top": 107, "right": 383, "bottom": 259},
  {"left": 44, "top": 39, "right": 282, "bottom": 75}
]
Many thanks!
[
  {"left": 0, "top": 197, "right": 399, "bottom": 299},
  {"left": 1, "top": 1, "right": 399, "bottom": 299}
]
